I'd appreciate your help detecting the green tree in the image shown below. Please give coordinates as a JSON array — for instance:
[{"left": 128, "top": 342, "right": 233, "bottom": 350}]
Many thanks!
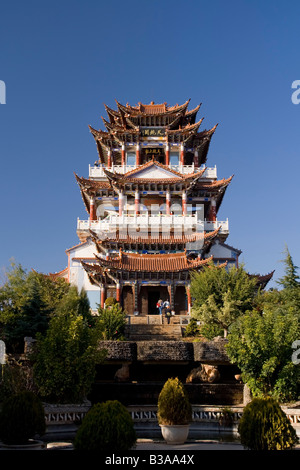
[
  {"left": 57, "top": 285, "right": 95, "bottom": 325},
  {"left": 190, "top": 263, "right": 258, "bottom": 337},
  {"left": 33, "top": 310, "right": 106, "bottom": 403},
  {"left": 277, "top": 246, "right": 300, "bottom": 290},
  {"left": 0, "top": 263, "right": 53, "bottom": 352},
  {"left": 226, "top": 307, "right": 300, "bottom": 401}
]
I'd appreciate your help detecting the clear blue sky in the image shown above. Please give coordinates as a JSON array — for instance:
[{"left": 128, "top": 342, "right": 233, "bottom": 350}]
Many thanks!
[{"left": 0, "top": 0, "right": 299, "bottom": 288}]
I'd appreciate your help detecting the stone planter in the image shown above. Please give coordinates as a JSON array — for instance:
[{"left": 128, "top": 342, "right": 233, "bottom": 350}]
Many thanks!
[
  {"left": 159, "top": 424, "right": 190, "bottom": 445},
  {"left": 0, "top": 439, "right": 46, "bottom": 450}
]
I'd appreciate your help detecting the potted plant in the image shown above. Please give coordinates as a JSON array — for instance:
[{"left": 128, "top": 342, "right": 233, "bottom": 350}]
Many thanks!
[
  {"left": 157, "top": 377, "right": 192, "bottom": 444},
  {"left": 0, "top": 391, "right": 46, "bottom": 450}
]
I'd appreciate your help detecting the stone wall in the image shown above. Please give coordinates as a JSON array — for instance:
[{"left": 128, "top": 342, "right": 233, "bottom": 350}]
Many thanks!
[
  {"left": 99, "top": 341, "right": 137, "bottom": 362},
  {"left": 98, "top": 339, "right": 230, "bottom": 364}
]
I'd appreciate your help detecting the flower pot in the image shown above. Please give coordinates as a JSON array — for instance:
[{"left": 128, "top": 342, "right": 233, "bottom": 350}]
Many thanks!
[
  {"left": 159, "top": 424, "right": 190, "bottom": 445},
  {"left": 0, "top": 439, "right": 46, "bottom": 450}
]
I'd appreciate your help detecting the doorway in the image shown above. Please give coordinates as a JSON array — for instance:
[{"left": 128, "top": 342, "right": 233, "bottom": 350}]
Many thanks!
[{"left": 148, "top": 290, "right": 160, "bottom": 315}]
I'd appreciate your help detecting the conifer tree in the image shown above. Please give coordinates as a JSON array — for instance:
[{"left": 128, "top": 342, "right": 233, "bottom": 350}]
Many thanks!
[{"left": 277, "top": 245, "right": 300, "bottom": 290}]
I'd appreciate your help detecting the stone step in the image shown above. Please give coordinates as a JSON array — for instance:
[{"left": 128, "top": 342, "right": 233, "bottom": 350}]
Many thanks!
[
  {"left": 127, "top": 335, "right": 181, "bottom": 341},
  {"left": 125, "top": 324, "right": 183, "bottom": 341},
  {"left": 127, "top": 315, "right": 187, "bottom": 326}
]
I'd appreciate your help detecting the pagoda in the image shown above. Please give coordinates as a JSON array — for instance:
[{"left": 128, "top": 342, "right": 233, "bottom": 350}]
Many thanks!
[{"left": 54, "top": 99, "right": 273, "bottom": 313}]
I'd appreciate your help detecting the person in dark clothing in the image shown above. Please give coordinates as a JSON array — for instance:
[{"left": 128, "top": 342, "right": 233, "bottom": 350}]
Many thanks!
[{"left": 165, "top": 306, "right": 171, "bottom": 324}]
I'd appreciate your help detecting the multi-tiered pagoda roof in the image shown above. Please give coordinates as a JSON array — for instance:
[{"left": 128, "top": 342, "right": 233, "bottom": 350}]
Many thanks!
[{"left": 50, "top": 99, "right": 273, "bottom": 314}]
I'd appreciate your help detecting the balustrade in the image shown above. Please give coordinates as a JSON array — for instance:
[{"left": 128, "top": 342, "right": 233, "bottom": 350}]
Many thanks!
[
  {"left": 77, "top": 215, "right": 228, "bottom": 234},
  {"left": 89, "top": 164, "right": 217, "bottom": 179}
]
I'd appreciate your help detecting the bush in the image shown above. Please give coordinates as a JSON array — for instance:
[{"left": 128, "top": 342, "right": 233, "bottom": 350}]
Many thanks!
[
  {"left": 33, "top": 312, "right": 106, "bottom": 403},
  {"left": 0, "top": 391, "right": 45, "bottom": 444},
  {"left": 157, "top": 378, "right": 192, "bottom": 425},
  {"left": 97, "top": 303, "right": 127, "bottom": 340},
  {"left": 183, "top": 318, "right": 199, "bottom": 337},
  {"left": 199, "top": 322, "right": 223, "bottom": 340},
  {"left": 238, "top": 397, "right": 298, "bottom": 450},
  {"left": 0, "top": 358, "right": 37, "bottom": 402},
  {"left": 104, "top": 297, "right": 118, "bottom": 308},
  {"left": 73, "top": 400, "right": 136, "bottom": 451},
  {"left": 226, "top": 309, "right": 300, "bottom": 401}
]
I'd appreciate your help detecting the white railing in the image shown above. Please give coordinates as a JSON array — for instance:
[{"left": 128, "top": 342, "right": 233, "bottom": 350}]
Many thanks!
[
  {"left": 78, "top": 214, "right": 197, "bottom": 231},
  {"left": 88, "top": 164, "right": 217, "bottom": 179},
  {"left": 77, "top": 215, "right": 229, "bottom": 234},
  {"left": 204, "top": 218, "right": 229, "bottom": 233},
  {"left": 203, "top": 166, "right": 217, "bottom": 179}
]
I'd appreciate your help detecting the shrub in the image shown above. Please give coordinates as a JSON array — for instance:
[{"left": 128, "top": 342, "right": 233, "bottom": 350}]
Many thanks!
[
  {"left": 104, "top": 297, "right": 118, "bottom": 308},
  {"left": 183, "top": 318, "right": 199, "bottom": 337},
  {"left": 226, "top": 309, "right": 300, "bottom": 401},
  {"left": 0, "top": 391, "right": 45, "bottom": 444},
  {"left": 97, "top": 303, "right": 127, "bottom": 340},
  {"left": 238, "top": 397, "right": 298, "bottom": 450},
  {"left": 73, "top": 400, "right": 136, "bottom": 451},
  {"left": 199, "top": 322, "right": 223, "bottom": 340},
  {"left": 33, "top": 312, "right": 106, "bottom": 403},
  {"left": 157, "top": 377, "right": 192, "bottom": 425},
  {"left": 0, "top": 358, "right": 37, "bottom": 402}
]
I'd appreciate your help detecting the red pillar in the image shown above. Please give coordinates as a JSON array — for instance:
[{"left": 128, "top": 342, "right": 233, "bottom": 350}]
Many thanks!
[
  {"left": 165, "top": 143, "right": 170, "bottom": 166},
  {"left": 90, "top": 197, "right": 97, "bottom": 221},
  {"left": 116, "top": 283, "right": 121, "bottom": 303},
  {"left": 166, "top": 189, "right": 171, "bottom": 215},
  {"left": 107, "top": 149, "right": 112, "bottom": 168},
  {"left": 100, "top": 286, "right": 106, "bottom": 309},
  {"left": 186, "top": 285, "right": 191, "bottom": 314},
  {"left": 121, "top": 143, "right": 125, "bottom": 167},
  {"left": 136, "top": 143, "right": 140, "bottom": 166},
  {"left": 180, "top": 143, "right": 185, "bottom": 166},
  {"left": 119, "top": 191, "right": 124, "bottom": 216},
  {"left": 135, "top": 189, "right": 140, "bottom": 215},
  {"left": 182, "top": 190, "right": 187, "bottom": 216}
]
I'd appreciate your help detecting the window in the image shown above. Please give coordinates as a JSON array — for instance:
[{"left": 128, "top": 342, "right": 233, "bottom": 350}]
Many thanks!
[
  {"left": 126, "top": 152, "right": 136, "bottom": 166},
  {"left": 170, "top": 152, "right": 179, "bottom": 166}
]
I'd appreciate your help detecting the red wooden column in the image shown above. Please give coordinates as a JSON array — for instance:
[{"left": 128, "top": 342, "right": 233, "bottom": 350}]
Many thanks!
[
  {"left": 135, "top": 189, "right": 140, "bottom": 215},
  {"left": 180, "top": 143, "right": 185, "bottom": 166},
  {"left": 89, "top": 196, "right": 97, "bottom": 221},
  {"left": 116, "top": 283, "right": 121, "bottom": 303},
  {"left": 100, "top": 285, "right": 106, "bottom": 309},
  {"left": 119, "top": 190, "right": 124, "bottom": 216},
  {"left": 165, "top": 142, "right": 170, "bottom": 166},
  {"left": 182, "top": 190, "right": 187, "bottom": 216},
  {"left": 166, "top": 189, "right": 171, "bottom": 215},
  {"left": 208, "top": 197, "right": 216, "bottom": 222},
  {"left": 107, "top": 149, "right": 112, "bottom": 168},
  {"left": 121, "top": 143, "right": 126, "bottom": 167},
  {"left": 136, "top": 143, "right": 140, "bottom": 166},
  {"left": 186, "top": 285, "right": 191, "bottom": 314}
]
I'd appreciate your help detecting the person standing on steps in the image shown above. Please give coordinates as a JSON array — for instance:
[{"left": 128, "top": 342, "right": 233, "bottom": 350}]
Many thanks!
[
  {"left": 165, "top": 305, "right": 172, "bottom": 324},
  {"left": 156, "top": 299, "right": 163, "bottom": 315}
]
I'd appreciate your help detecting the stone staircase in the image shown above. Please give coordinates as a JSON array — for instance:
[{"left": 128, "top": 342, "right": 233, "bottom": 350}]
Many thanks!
[
  {"left": 125, "top": 315, "right": 185, "bottom": 341},
  {"left": 125, "top": 324, "right": 183, "bottom": 341}
]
